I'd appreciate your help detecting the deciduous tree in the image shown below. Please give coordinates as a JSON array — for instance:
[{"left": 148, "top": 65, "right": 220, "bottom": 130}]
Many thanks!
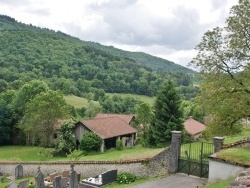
[
  {"left": 20, "top": 90, "right": 70, "bottom": 146},
  {"left": 190, "top": 0, "right": 250, "bottom": 137}
]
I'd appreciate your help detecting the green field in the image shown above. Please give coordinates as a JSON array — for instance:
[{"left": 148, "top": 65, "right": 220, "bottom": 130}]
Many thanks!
[
  {"left": 0, "top": 145, "right": 164, "bottom": 162},
  {"left": 64, "top": 94, "right": 155, "bottom": 109},
  {"left": 63, "top": 95, "right": 89, "bottom": 109},
  {"left": 106, "top": 93, "right": 155, "bottom": 106}
]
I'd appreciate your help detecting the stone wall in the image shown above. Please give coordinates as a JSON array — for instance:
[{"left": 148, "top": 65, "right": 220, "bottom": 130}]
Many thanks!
[
  {"left": 0, "top": 132, "right": 182, "bottom": 180},
  {"left": 0, "top": 149, "right": 170, "bottom": 179}
]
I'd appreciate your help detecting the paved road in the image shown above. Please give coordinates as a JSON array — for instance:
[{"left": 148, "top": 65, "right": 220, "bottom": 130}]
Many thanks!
[{"left": 131, "top": 173, "right": 207, "bottom": 188}]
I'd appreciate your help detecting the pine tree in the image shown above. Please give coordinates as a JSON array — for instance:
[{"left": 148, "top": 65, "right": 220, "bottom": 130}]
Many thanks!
[{"left": 147, "top": 80, "right": 183, "bottom": 147}]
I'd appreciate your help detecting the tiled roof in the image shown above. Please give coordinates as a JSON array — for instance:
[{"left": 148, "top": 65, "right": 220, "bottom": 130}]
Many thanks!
[
  {"left": 183, "top": 117, "right": 206, "bottom": 136},
  {"left": 80, "top": 116, "right": 137, "bottom": 139},
  {"left": 94, "top": 113, "right": 135, "bottom": 124}
]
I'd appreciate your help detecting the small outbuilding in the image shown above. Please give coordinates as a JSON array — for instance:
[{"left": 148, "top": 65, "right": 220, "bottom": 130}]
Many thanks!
[
  {"left": 184, "top": 116, "right": 206, "bottom": 140},
  {"left": 74, "top": 114, "right": 137, "bottom": 152}
]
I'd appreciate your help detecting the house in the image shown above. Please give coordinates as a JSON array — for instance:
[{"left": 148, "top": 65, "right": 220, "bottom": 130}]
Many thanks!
[
  {"left": 74, "top": 114, "right": 137, "bottom": 152},
  {"left": 183, "top": 116, "right": 206, "bottom": 140}
]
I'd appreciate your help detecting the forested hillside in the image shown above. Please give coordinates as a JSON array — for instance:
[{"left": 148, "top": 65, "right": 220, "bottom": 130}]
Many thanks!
[
  {"left": 82, "top": 41, "right": 194, "bottom": 73},
  {"left": 0, "top": 15, "right": 196, "bottom": 98}
]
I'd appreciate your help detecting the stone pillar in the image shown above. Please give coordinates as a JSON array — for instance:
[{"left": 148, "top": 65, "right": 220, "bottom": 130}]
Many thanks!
[
  {"left": 213, "top": 137, "right": 224, "bottom": 153},
  {"left": 168, "top": 131, "right": 182, "bottom": 173},
  {"left": 100, "top": 140, "right": 105, "bottom": 153}
]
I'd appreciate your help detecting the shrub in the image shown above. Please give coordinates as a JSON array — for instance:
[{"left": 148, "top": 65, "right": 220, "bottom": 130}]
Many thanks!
[
  {"left": 116, "top": 139, "right": 123, "bottom": 150},
  {"left": 67, "top": 150, "right": 83, "bottom": 161},
  {"left": 27, "top": 184, "right": 35, "bottom": 188},
  {"left": 80, "top": 131, "right": 102, "bottom": 152},
  {"left": 37, "top": 148, "right": 52, "bottom": 161},
  {"left": 117, "top": 172, "right": 136, "bottom": 184},
  {"left": 0, "top": 176, "right": 9, "bottom": 183}
]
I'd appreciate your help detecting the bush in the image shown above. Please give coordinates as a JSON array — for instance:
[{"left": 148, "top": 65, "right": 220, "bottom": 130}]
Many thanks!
[
  {"left": 67, "top": 150, "right": 83, "bottom": 161},
  {"left": 0, "top": 176, "right": 9, "bottom": 183},
  {"left": 80, "top": 131, "right": 102, "bottom": 152},
  {"left": 27, "top": 184, "right": 35, "bottom": 188},
  {"left": 37, "top": 148, "right": 52, "bottom": 161},
  {"left": 116, "top": 139, "right": 123, "bottom": 150},
  {"left": 117, "top": 172, "right": 136, "bottom": 184}
]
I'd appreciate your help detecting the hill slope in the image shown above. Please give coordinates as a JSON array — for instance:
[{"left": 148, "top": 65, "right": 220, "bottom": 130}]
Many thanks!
[
  {"left": 83, "top": 41, "right": 194, "bottom": 73},
  {"left": 0, "top": 15, "right": 195, "bottom": 97}
]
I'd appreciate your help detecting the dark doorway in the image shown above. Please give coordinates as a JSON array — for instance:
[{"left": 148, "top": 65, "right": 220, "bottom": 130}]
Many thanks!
[{"left": 104, "top": 137, "right": 116, "bottom": 149}]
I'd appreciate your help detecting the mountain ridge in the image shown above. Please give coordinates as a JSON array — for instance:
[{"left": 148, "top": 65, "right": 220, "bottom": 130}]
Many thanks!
[
  {"left": 0, "top": 14, "right": 194, "bottom": 73},
  {"left": 0, "top": 14, "right": 196, "bottom": 98}
]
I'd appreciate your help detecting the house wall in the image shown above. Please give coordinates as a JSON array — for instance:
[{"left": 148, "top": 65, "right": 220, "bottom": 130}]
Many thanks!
[
  {"left": 209, "top": 159, "right": 244, "bottom": 182},
  {"left": 74, "top": 123, "right": 87, "bottom": 142}
]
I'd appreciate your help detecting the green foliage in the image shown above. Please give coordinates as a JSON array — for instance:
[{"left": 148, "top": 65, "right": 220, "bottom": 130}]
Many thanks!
[
  {"left": 190, "top": 0, "right": 250, "bottom": 137},
  {"left": 117, "top": 172, "right": 136, "bottom": 184},
  {"left": 203, "top": 120, "right": 242, "bottom": 140},
  {"left": 66, "top": 150, "right": 83, "bottom": 161},
  {"left": 116, "top": 139, "right": 123, "bottom": 150},
  {"left": 57, "top": 120, "right": 76, "bottom": 153},
  {"left": 19, "top": 90, "right": 70, "bottom": 146},
  {"left": 0, "top": 15, "right": 195, "bottom": 99},
  {"left": 0, "top": 90, "right": 17, "bottom": 145},
  {"left": 80, "top": 131, "right": 102, "bottom": 152},
  {"left": 147, "top": 80, "right": 183, "bottom": 147},
  {"left": 27, "top": 184, "right": 35, "bottom": 188},
  {"left": 180, "top": 100, "right": 204, "bottom": 122},
  {"left": 84, "top": 100, "right": 102, "bottom": 119},
  {"left": 37, "top": 148, "right": 52, "bottom": 161},
  {"left": 101, "top": 95, "right": 142, "bottom": 114},
  {"left": 0, "top": 176, "right": 9, "bottom": 183}
]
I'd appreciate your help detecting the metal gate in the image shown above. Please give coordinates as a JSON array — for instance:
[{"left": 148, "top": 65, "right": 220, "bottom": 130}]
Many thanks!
[{"left": 178, "top": 142, "right": 214, "bottom": 178}]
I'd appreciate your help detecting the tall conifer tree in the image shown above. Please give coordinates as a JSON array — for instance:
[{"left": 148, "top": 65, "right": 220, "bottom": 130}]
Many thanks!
[{"left": 148, "top": 80, "right": 183, "bottom": 147}]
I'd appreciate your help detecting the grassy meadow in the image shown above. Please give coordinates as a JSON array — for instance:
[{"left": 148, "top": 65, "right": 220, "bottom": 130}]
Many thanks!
[
  {"left": 106, "top": 93, "right": 155, "bottom": 107},
  {"left": 0, "top": 145, "right": 164, "bottom": 162},
  {"left": 63, "top": 95, "right": 89, "bottom": 109},
  {"left": 63, "top": 94, "right": 155, "bottom": 109}
]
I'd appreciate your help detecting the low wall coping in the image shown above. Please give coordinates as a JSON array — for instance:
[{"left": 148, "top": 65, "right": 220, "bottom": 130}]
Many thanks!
[{"left": 0, "top": 158, "right": 151, "bottom": 165}]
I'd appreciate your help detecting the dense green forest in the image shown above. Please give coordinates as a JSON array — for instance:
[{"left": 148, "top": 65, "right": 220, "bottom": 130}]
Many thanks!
[{"left": 0, "top": 15, "right": 197, "bottom": 99}]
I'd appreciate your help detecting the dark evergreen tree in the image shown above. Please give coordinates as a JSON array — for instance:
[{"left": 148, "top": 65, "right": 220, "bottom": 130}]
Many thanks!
[{"left": 147, "top": 80, "right": 183, "bottom": 147}]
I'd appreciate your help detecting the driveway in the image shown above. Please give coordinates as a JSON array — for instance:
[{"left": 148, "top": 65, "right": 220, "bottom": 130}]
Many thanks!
[{"left": 131, "top": 173, "right": 207, "bottom": 188}]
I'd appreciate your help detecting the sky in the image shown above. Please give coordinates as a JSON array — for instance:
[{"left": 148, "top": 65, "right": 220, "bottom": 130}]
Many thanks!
[{"left": 0, "top": 0, "right": 238, "bottom": 68}]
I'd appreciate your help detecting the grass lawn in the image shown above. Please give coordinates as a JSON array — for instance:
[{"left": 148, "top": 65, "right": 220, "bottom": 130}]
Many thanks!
[
  {"left": 0, "top": 146, "right": 64, "bottom": 162},
  {"left": 0, "top": 145, "right": 165, "bottom": 162},
  {"left": 0, "top": 176, "right": 34, "bottom": 188},
  {"left": 223, "top": 127, "right": 250, "bottom": 144},
  {"left": 215, "top": 147, "right": 250, "bottom": 165},
  {"left": 79, "top": 146, "right": 165, "bottom": 161},
  {"left": 202, "top": 177, "right": 235, "bottom": 188}
]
